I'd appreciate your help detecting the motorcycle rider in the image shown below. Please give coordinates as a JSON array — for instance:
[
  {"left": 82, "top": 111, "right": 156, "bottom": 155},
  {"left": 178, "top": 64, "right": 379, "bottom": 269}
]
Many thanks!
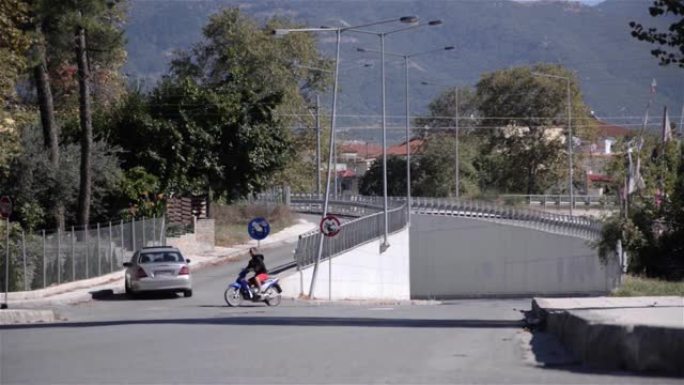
[{"left": 245, "top": 247, "right": 268, "bottom": 294}]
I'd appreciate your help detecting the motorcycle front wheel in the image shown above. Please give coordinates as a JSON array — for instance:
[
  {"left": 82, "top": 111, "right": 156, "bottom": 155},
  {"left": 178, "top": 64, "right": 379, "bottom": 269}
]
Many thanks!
[
  {"left": 224, "top": 287, "right": 242, "bottom": 307},
  {"left": 264, "top": 287, "right": 282, "bottom": 307}
]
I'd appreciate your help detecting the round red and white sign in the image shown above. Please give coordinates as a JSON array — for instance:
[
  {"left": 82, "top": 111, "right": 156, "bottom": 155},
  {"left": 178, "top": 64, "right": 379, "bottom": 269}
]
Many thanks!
[
  {"left": 0, "top": 196, "right": 11, "bottom": 219},
  {"left": 320, "top": 214, "right": 341, "bottom": 237}
]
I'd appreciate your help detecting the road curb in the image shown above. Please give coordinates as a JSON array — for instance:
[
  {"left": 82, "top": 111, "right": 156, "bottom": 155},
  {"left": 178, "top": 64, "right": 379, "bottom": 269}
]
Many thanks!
[
  {"left": 532, "top": 298, "right": 684, "bottom": 376},
  {"left": 0, "top": 309, "right": 58, "bottom": 325}
]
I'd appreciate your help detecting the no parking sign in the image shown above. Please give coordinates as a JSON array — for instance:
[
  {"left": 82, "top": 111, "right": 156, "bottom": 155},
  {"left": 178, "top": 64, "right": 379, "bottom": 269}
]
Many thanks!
[{"left": 320, "top": 215, "right": 341, "bottom": 237}]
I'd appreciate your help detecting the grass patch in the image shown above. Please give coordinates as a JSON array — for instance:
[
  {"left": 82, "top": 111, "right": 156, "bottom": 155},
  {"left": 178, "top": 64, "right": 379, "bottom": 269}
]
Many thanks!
[
  {"left": 611, "top": 275, "right": 684, "bottom": 297},
  {"left": 213, "top": 203, "right": 295, "bottom": 247}
]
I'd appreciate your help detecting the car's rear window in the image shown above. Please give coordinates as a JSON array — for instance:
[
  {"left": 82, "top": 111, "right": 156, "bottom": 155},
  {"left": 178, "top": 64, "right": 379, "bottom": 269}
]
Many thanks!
[{"left": 138, "top": 252, "right": 184, "bottom": 264}]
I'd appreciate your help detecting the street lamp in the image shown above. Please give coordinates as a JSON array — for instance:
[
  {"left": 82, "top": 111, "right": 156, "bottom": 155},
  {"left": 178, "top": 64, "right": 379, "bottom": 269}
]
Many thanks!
[
  {"left": 349, "top": 18, "right": 443, "bottom": 250},
  {"left": 273, "top": 17, "right": 419, "bottom": 297},
  {"left": 532, "top": 71, "right": 574, "bottom": 215},
  {"left": 357, "top": 45, "right": 454, "bottom": 224}
]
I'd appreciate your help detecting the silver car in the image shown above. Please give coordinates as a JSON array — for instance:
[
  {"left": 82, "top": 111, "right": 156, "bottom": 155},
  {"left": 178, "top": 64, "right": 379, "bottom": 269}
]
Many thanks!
[{"left": 123, "top": 246, "right": 193, "bottom": 297}]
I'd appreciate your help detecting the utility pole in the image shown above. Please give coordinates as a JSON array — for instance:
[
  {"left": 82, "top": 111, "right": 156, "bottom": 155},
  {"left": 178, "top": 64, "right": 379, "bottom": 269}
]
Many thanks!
[
  {"left": 454, "top": 88, "right": 460, "bottom": 199},
  {"left": 316, "top": 95, "right": 321, "bottom": 197},
  {"left": 679, "top": 102, "right": 683, "bottom": 138},
  {"left": 567, "top": 79, "right": 573, "bottom": 216}
]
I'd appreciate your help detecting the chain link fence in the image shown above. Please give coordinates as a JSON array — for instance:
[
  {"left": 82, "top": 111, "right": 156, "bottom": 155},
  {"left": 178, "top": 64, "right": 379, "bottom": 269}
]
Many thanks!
[{"left": 0, "top": 216, "right": 165, "bottom": 293}]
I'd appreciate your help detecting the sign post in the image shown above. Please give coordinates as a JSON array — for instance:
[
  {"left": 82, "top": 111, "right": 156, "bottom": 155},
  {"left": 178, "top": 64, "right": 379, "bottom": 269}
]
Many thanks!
[
  {"left": 319, "top": 214, "right": 341, "bottom": 301},
  {"left": 1, "top": 196, "right": 12, "bottom": 309}
]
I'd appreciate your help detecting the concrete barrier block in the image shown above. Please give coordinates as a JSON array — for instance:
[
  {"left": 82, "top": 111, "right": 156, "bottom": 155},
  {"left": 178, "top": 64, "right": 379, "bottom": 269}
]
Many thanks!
[{"left": 0, "top": 309, "right": 57, "bottom": 325}]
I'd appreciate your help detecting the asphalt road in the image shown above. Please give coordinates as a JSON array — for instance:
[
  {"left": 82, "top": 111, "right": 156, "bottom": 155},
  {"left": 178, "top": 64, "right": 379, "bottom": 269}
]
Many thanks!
[{"left": 1, "top": 234, "right": 681, "bottom": 384}]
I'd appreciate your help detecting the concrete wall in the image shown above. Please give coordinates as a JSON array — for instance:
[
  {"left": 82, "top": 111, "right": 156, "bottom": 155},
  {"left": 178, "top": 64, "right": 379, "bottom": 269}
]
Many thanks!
[
  {"left": 410, "top": 214, "right": 620, "bottom": 299},
  {"left": 280, "top": 228, "right": 410, "bottom": 300}
]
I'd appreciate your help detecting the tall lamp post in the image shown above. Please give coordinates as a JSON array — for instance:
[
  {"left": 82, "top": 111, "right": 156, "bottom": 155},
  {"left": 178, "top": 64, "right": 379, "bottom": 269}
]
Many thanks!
[
  {"left": 273, "top": 17, "right": 419, "bottom": 298},
  {"left": 532, "top": 71, "right": 574, "bottom": 216},
  {"left": 357, "top": 45, "right": 454, "bottom": 224},
  {"left": 348, "top": 19, "right": 442, "bottom": 250}
]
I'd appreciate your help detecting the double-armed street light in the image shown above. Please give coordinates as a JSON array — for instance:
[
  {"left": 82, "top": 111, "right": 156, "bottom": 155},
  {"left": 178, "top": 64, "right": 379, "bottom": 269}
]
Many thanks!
[
  {"left": 532, "top": 71, "right": 574, "bottom": 216},
  {"left": 357, "top": 45, "right": 454, "bottom": 224},
  {"left": 273, "top": 16, "right": 421, "bottom": 297},
  {"left": 348, "top": 19, "right": 443, "bottom": 249}
]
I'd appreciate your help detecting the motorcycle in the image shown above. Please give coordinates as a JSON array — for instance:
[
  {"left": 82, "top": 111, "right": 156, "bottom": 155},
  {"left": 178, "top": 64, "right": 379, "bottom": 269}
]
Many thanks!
[{"left": 224, "top": 268, "right": 282, "bottom": 307}]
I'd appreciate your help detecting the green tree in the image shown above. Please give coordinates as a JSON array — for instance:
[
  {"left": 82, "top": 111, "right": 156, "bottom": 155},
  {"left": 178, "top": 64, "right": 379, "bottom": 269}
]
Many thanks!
[
  {"left": 597, "top": 136, "right": 684, "bottom": 279},
  {"left": 475, "top": 64, "right": 591, "bottom": 194},
  {"left": 413, "top": 134, "right": 480, "bottom": 198},
  {"left": 108, "top": 8, "right": 329, "bottom": 201},
  {"left": 415, "top": 86, "right": 479, "bottom": 138},
  {"left": 1, "top": 126, "right": 122, "bottom": 230},
  {"left": 630, "top": 0, "right": 684, "bottom": 67},
  {"left": 0, "top": 0, "right": 31, "bottom": 105},
  {"left": 359, "top": 156, "right": 413, "bottom": 197}
]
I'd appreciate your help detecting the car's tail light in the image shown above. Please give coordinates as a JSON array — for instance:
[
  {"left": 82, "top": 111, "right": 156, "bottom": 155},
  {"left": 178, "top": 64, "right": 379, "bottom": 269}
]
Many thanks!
[
  {"left": 135, "top": 267, "right": 148, "bottom": 279},
  {"left": 179, "top": 266, "right": 190, "bottom": 275}
]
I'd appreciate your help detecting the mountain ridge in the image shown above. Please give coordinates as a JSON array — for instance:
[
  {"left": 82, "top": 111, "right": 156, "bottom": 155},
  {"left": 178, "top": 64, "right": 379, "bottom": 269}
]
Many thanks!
[{"left": 123, "top": 0, "right": 683, "bottom": 142}]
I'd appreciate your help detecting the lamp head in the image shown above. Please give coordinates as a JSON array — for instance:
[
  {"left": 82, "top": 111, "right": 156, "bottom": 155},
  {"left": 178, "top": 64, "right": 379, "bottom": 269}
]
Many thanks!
[{"left": 399, "top": 16, "right": 419, "bottom": 24}]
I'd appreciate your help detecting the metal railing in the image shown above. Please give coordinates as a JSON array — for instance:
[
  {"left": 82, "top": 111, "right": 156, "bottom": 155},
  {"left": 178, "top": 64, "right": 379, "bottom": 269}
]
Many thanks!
[
  {"left": 411, "top": 197, "right": 602, "bottom": 240},
  {"left": 288, "top": 193, "right": 405, "bottom": 217},
  {"left": 0, "top": 216, "right": 165, "bottom": 293},
  {"left": 264, "top": 192, "right": 603, "bottom": 272},
  {"left": 499, "top": 194, "right": 618, "bottom": 209},
  {"left": 293, "top": 204, "right": 408, "bottom": 268}
]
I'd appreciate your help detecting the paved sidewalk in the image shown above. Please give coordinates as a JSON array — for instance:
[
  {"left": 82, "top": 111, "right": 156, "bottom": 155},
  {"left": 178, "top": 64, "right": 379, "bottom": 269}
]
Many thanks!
[
  {"left": 0, "top": 218, "right": 316, "bottom": 323},
  {"left": 532, "top": 296, "right": 684, "bottom": 376}
]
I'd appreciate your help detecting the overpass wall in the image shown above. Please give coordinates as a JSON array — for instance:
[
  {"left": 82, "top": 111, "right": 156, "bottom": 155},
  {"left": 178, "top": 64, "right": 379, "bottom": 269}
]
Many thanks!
[
  {"left": 410, "top": 214, "right": 620, "bottom": 298},
  {"left": 280, "top": 228, "right": 410, "bottom": 300}
]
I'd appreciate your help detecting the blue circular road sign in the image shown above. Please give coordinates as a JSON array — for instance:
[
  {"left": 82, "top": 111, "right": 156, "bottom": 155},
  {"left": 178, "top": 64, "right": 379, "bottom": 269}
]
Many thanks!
[{"left": 247, "top": 217, "right": 270, "bottom": 240}]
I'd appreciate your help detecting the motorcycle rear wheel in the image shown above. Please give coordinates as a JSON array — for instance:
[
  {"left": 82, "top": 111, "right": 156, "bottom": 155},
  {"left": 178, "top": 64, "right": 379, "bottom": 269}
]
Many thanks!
[
  {"left": 264, "top": 287, "right": 282, "bottom": 307},
  {"left": 224, "top": 287, "right": 242, "bottom": 307}
]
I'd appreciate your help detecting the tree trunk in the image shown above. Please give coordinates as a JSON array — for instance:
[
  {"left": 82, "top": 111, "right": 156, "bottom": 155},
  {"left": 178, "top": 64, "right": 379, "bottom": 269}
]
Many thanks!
[
  {"left": 76, "top": 25, "right": 92, "bottom": 229},
  {"left": 33, "top": 39, "right": 64, "bottom": 230}
]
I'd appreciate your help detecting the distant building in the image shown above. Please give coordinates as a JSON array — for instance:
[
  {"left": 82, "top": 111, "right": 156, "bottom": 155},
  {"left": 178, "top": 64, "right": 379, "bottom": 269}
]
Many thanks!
[{"left": 580, "top": 120, "right": 632, "bottom": 195}]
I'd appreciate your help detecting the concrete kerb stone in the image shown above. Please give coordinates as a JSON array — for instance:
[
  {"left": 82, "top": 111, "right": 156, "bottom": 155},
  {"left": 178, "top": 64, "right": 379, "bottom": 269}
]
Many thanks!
[
  {"left": 532, "top": 298, "right": 684, "bottom": 376},
  {"left": 0, "top": 309, "right": 59, "bottom": 325}
]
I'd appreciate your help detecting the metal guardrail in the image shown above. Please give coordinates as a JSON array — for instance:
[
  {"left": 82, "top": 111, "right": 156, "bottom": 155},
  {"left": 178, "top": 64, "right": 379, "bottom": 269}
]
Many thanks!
[
  {"left": 411, "top": 197, "right": 602, "bottom": 240},
  {"left": 288, "top": 193, "right": 405, "bottom": 217},
  {"left": 500, "top": 194, "right": 618, "bottom": 209},
  {"left": 258, "top": 192, "right": 602, "bottom": 271},
  {"left": 293, "top": 204, "right": 408, "bottom": 268}
]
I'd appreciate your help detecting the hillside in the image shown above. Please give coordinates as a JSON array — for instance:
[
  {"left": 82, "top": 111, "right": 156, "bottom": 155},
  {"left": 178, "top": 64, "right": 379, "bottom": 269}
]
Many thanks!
[{"left": 124, "top": 0, "right": 683, "bottom": 142}]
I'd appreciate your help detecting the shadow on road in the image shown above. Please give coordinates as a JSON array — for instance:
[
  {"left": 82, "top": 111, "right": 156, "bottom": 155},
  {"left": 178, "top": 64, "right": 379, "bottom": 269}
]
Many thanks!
[
  {"left": 89, "top": 289, "right": 180, "bottom": 301},
  {"left": 525, "top": 330, "right": 681, "bottom": 379},
  {"left": 0, "top": 315, "right": 524, "bottom": 330}
]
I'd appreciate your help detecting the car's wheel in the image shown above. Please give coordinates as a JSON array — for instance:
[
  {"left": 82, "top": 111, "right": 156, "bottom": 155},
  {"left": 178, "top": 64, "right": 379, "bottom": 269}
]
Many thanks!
[
  {"left": 183, "top": 289, "right": 193, "bottom": 298},
  {"left": 264, "top": 287, "right": 281, "bottom": 307},
  {"left": 125, "top": 280, "right": 135, "bottom": 298},
  {"left": 224, "top": 287, "right": 242, "bottom": 307}
]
